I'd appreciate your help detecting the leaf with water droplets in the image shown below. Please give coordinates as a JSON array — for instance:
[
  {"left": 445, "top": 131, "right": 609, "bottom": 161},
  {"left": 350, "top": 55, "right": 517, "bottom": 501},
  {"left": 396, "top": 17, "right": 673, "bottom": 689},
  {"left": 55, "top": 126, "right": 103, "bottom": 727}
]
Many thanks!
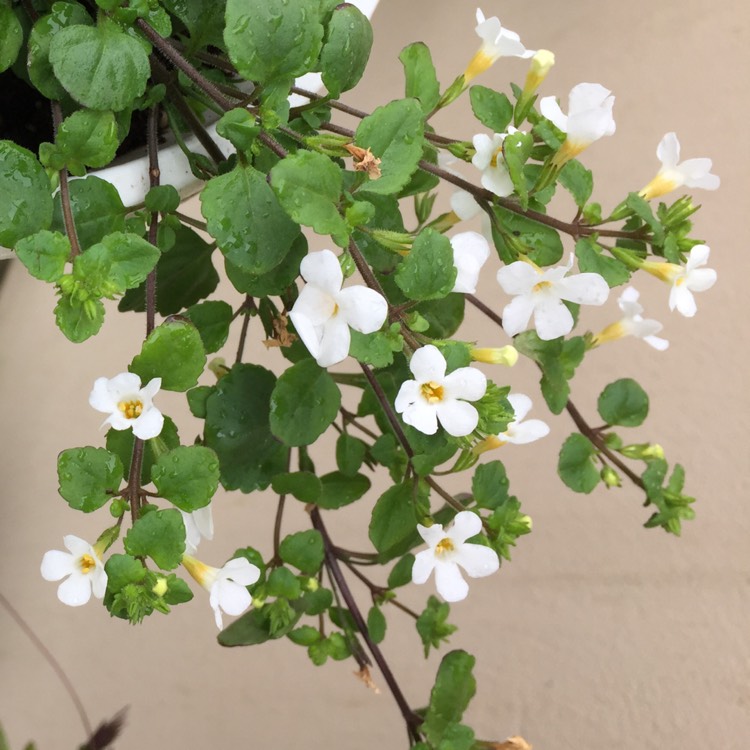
[
  {"left": 395, "top": 227, "right": 456, "bottom": 301},
  {"left": 57, "top": 446, "right": 123, "bottom": 513},
  {"left": 151, "top": 445, "right": 220, "bottom": 512},
  {"left": 0, "top": 4, "right": 23, "bottom": 73},
  {"left": 320, "top": 4, "right": 372, "bottom": 97},
  {"left": 124, "top": 509, "right": 185, "bottom": 570},
  {"left": 15, "top": 230, "right": 70, "bottom": 282}
]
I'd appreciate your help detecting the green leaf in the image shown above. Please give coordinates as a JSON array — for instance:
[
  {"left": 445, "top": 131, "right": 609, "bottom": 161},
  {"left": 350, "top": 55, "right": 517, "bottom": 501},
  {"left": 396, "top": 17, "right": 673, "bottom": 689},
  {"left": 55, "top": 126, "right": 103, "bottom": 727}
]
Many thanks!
[
  {"left": 0, "top": 141, "right": 53, "bottom": 248},
  {"left": 15, "top": 230, "right": 70, "bottom": 282},
  {"left": 387, "top": 554, "right": 415, "bottom": 589},
  {"left": 151, "top": 446, "right": 220, "bottom": 512},
  {"left": 219, "top": 605, "right": 302, "bottom": 646},
  {"left": 320, "top": 4, "right": 372, "bottom": 97},
  {"left": 395, "top": 228, "right": 456, "bottom": 301},
  {"left": 417, "top": 294, "right": 465, "bottom": 339},
  {"left": 225, "top": 232, "right": 307, "bottom": 298},
  {"left": 279, "top": 530, "right": 325, "bottom": 575},
  {"left": 348, "top": 327, "right": 403, "bottom": 368},
  {"left": 267, "top": 566, "right": 302, "bottom": 599},
  {"left": 486, "top": 498, "right": 532, "bottom": 561},
  {"left": 187, "top": 386, "right": 213, "bottom": 419},
  {"left": 184, "top": 301, "right": 232, "bottom": 353},
  {"left": 106, "top": 415, "right": 180, "bottom": 481},
  {"left": 355, "top": 98, "right": 425, "bottom": 196},
  {"left": 298, "top": 586, "right": 333, "bottom": 616},
  {"left": 162, "top": 574, "right": 194, "bottom": 605},
  {"left": 514, "top": 332, "right": 586, "bottom": 414},
  {"left": 130, "top": 320, "right": 206, "bottom": 392},
  {"left": 119, "top": 224, "right": 219, "bottom": 315},
  {"left": 625, "top": 192, "right": 664, "bottom": 243},
  {"left": 216, "top": 108, "right": 260, "bottom": 153},
  {"left": 423, "top": 650, "right": 476, "bottom": 745},
  {"left": 49, "top": 17, "right": 150, "bottom": 110},
  {"left": 367, "top": 606, "right": 387, "bottom": 644},
  {"left": 51, "top": 176, "right": 126, "bottom": 251},
  {"left": 316, "top": 471, "right": 370, "bottom": 509},
  {"left": 270, "top": 150, "right": 348, "bottom": 246},
  {"left": 57, "top": 447, "right": 123, "bottom": 513},
  {"left": 41, "top": 110, "right": 119, "bottom": 176},
  {"left": 225, "top": 0, "right": 324, "bottom": 84},
  {"left": 575, "top": 237, "right": 631, "bottom": 287},
  {"left": 416, "top": 596, "right": 457, "bottom": 657},
  {"left": 469, "top": 85, "right": 513, "bottom": 133},
  {"left": 124, "top": 509, "right": 185, "bottom": 570},
  {"left": 145, "top": 185, "right": 180, "bottom": 214},
  {"left": 472, "top": 460, "right": 510, "bottom": 509},
  {"left": 54, "top": 294, "right": 104, "bottom": 343},
  {"left": 204, "top": 364, "right": 287, "bottom": 493},
  {"left": 28, "top": 3, "right": 94, "bottom": 100},
  {"left": 369, "top": 483, "right": 419, "bottom": 562},
  {"left": 559, "top": 159, "right": 593, "bottom": 207},
  {"left": 491, "top": 206, "right": 564, "bottom": 266},
  {"left": 82, "top": 232, "right": 160, "bottom": 294},
  {"left": 503, "top": 130, "right": 534, "bottom": 208},
  {"left": 558, "top": 433, "right": 601, "bottom": 494},
  {"left": 272, "top": 472, "right": 322, "bottom": 502},
  {"left": 0, "top": 5, "right": 22, "bottom": 73},
  {"left": 203, "top": 164, "right": 301, "bottom": 273},
  {"left": 597, "top": 377, "right": 649, "bottom": 427},
  {"left": 161, "top": 0, "right": 224, "bottom": 49},
  {"left": 399, "top": 42, "right": 440, "bottom": 113},
  {"left": 335, "top": 433, "right": 367, "bottom": 477},
  {"left": 270, "top": 359, "right": 341, "bottom": 446},
  {"left": 287, "top": 625, "right": 321, "bottom": 646},
  {"left": 104, "top": 553, "right": 147, "bottom": 593}
]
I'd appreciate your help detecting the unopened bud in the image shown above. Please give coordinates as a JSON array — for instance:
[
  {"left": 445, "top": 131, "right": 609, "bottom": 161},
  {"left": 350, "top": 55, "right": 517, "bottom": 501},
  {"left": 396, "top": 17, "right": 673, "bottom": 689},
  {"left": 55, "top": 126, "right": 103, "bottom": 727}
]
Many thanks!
[
  {"left": 152, "top": 577, "right": 168, "bottom": 597},
  {"left": 522, "top": 50, "right": 555, "bottom": 95},
  {"left": 305, "top": 577, "right": 319, "bottom": 592},
  {"left": 370, "top": 229, "right": 414, "bottom": 253},
  {"left": 251, "top": 595, "right": 266, "bottom": 609},
  {"left": 620, "top": 442, "right": 665, "bottom": 460},
  {"left": 208, "top": 357, "right": 230, "bottom": 380},
  {"left": 470, "top": 345, "right": 518, "bottom": 367},
  {"left": 600, "top": 465, "right": 621, "bottom": 488}
]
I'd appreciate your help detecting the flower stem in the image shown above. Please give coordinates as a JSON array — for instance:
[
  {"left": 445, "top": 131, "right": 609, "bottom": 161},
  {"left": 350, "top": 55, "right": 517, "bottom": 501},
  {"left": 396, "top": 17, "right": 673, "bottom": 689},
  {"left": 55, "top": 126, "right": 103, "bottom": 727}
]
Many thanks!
[
  {"left": 146, "top": 104, "right": 160, "bottom": 336},
  {"left": 51, "top": 102, "right": 82, "bottom": 259}
]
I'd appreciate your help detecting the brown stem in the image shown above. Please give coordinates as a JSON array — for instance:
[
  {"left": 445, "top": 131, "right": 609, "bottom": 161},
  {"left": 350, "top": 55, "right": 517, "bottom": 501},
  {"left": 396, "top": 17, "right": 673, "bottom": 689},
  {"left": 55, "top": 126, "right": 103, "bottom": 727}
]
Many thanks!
[
  {"left": 127, "top": 439, "right": 146, "bottom": 525},
  {"left": 235, "top": 304, "right": 252, "bottom": 364},
  {"left": 51, "top": 103, "right": 82, "bottom": 258},
  {"left": 310, "top": 508, "right": 423, "bottom": 741},
  {"left": 339, "top": 558, "right": 420, "bottom": 619},
  {"left": 466, "top": 294, "right": 504, "bottom": 329},
  {"left": 145, "top": 104, "right": 160, "bottom": 336}
]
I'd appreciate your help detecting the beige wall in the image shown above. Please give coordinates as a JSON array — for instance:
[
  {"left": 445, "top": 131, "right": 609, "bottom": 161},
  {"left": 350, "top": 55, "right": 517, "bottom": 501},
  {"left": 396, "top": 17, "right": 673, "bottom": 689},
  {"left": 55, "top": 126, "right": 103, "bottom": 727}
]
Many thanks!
[{"left": 2, "top": 1, "right": 749, "bottom": 748}]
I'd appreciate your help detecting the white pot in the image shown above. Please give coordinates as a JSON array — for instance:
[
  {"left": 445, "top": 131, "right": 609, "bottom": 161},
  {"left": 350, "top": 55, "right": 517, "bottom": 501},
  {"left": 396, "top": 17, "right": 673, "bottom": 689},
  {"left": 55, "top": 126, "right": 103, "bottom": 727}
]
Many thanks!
[{"left": 1, "top": 0, "right": 380, "bottom": 260}]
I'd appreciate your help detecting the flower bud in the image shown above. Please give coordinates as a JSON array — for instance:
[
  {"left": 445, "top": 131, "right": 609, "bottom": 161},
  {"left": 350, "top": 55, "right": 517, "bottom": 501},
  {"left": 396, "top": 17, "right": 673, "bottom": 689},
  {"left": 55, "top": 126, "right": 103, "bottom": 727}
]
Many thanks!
[
  {"left": 305, "top": 577, "right": 319, "bottom": 592},
  {"left": 370, "top": 229, "right": 414, "bottom": 253},
  {"left": 208, "top": 357, "right": 230, "bottom": 380},
  {"left": 470, "top": 345, "right": 518, "bottom": 367},
  {"left": 600, "top": 465, "right": 621, "bottom": 488},
  {"left": 522, "top": 50, "right": 555, "bottom": 95},
  {"left": 620, "top": 442, "right": 665, "bottom": 460},
  {"left": 152, "top": 577, "right": 168, "bottom": 597}
]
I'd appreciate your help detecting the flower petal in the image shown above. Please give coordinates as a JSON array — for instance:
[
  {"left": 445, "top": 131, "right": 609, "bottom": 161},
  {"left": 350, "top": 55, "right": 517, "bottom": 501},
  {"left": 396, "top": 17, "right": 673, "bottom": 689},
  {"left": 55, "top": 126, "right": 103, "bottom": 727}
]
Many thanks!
[
  {"left": 290, "top": 284, "right": 337, "bottom": 327},
  {"left": 481, "top": 165, "right": 515, "bottom": 198},
  {"left": 131, "top": 408, "right": 164, "bottom": 440},
  {"left": 686, "top": 244, "right": 711, "bottom": 270},
  {"left": 221, "top": 558, "right": 261, "bottom": 587},
  {"left": 685, "top": 268, "right": 717, "bottom": 293},
  {"left": 436, "top": 399, "right": 479, "bottom": 437},
  {"left": 289, "top": 309, "right": 322, "bottom": 359},
  {"left": 656, "top": 131, "right": 680, "bottom": 168},
  {"left": 434, "top": 562, "right": 469, "bottom": 602},
  {"left": 456, "top": 544, "right": 500, "bottom": 578},
  {"left": 394, "top": 380, "right": 420, "bottom": 413},
  {"left": 449, "top": 511, "right": 482, "bottom": 543},
  {"left": 417, "top": 523, "right": 447, "bottom": 547},
  {"left": 497, "top": 261, "right": 540, "bottom": 295},
  {"left": 409, "top": 345, "right": 447, "bottom": 383},
  {"left": 501, "top": 293, "right": 536, "bottom": 337},
  {"left": 140, "top": 377, "right": 162, "bottom": 402},
  {"left": 214, "top": 579, "right": 252, "bottom": 616},
  {"left": 539, "top": 96, "right": 567, "bottom": 132},
  {"left": 533, "top": 294, "right": 574, "bottom": 340},
  {"left": 451, "top": 190, "right": 481, "bottom": 220},
  {"left": 412, "top": 549, "right": 437, "bottom": 585},
  {"left": 57, "top": 573, "right": 92, "bottom": 607},
  {"left": 90, "top": 567, "right": 108, "bottom": 599},
  {"left": 316, "top": 314, "right": 351, "bottom": 367},
  {"left": 41, "top": 550, "right": 74, "bottom": 581},
  {"left": 300, "top": 249, "right": 343, "bottom": 295},
  {"left": 669, "top": 284, "right": 697, "bottom": 317},
  {"left": 556, "top": 272, "right": 609, "bottom": 305},
  {"left": 507, "top": 393, "right": 533, "bottom": 422},
  {"left": 336, "top": 286, "right": 388, "bottom": 334},
  {"left": 402, "top": 399, "right": 439, "bottom": 435},
  {"left": 443, "top": 367, "right": 487, "bottom": 402},
  {"left": 506, "top": 418, "right": 550, "bottom": 444}
]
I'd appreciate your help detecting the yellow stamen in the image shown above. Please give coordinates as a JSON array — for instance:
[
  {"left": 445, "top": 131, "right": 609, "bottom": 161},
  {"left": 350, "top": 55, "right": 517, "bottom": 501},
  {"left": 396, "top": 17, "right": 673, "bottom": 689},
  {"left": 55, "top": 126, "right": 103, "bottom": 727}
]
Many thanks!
[
  {"left": 435, "top": 538, "right": 455, "bottom": 555},
  {"left": 79, "top": 554, "right": 96, "bottom": 574},
  {"left": 532, "top": 280, "right": 553, "bottom": 293},
  {"left": 118, "top": 399, "right": 143, "bottom": 420},
  {"left": 421, "top": 381, "right": 444, "bottom": 403}
]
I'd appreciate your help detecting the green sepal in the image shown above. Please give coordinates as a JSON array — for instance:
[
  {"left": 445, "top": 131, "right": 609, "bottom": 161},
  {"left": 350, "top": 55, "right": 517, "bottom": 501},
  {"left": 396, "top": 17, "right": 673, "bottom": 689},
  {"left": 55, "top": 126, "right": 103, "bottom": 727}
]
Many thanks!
[
  {"left": 57, "top": 446, "right": 123, "bottom": 512},
  {"left": 416, "top": 596, "right": 457, "bottom": 657},
  {"left": 130, "top": 319, "right": 206, "bottom": 392},
  {"left": 124, "top": 508, "right": 186, "bottom": 570},
  {"left": 151, "top": 445, "right": 220, "bottom": 512}
]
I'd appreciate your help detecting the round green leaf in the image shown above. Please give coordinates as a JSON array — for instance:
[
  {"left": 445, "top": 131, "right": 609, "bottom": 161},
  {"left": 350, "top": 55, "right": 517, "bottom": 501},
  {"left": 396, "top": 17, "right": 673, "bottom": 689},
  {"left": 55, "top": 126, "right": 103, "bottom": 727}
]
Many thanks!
[
  {"left": 395, "top": 227, "right": 456, "bottom": 301},
  {"left": 0, "top": 141, "right": 53, "bottom": 248},
  {"left": 15, "top": 230, "right": 70, "bottom": 282},
  {"left": 0, "top": 5, "right": 23, "bottom": 73},
  {"left": 271, "top": 472, "right": 322, "bottom": 503},
  {"left": 335, "top": 433, "right": 367, "bottom": 477},
  {"left": 106, "top": 415, "right": 180, "bottom": 481},
  {"left": 49, "top": 17, "right": 150, "bottom": 110},
  {"left": 320, "top": 4, "right": 372, "bottom": 97},
  {"left": 270, "top": 359, "right": 341, "bottom": 446},
  {"left": 42, "top": 109, "right": 119, "bottom": 176},
  {"left": 279, "top": 530, "right": 324, "bottom": 575},
  {"left": 54, "top": 294, "right": 105, "bottom": 343},
  {"left": 225, "top": 0, "right": 324, "bottom": 84},
  {"left": 316, "top": 471, "right": 370, "bottom": 509},
  {"left": 28, "top": 2, "right": 93, "bottom": 100},
  {"left": 368, "top": 483, "right": 419, "bottom": 561},
  {"left": 185, "top": 301, "right": 233, "bottom": 354},
  {"left": 151, "top": 446, "right": 220, "bottom": 512},
  {"left": 201, "top": 164, "right": 300, "bottom": 275},
  {"left": 597, "top": 378, "right": 650, "bottom": 427},
  {"left": 130, "top": 320, "right": 206, "bottom": 392},
  {"left": 558, "top": 433, "right": 601, "bottom": 494},
  {"left": 124, "top": 509, "right": 185, "bottom": 570},
  {"left": 57, "top": 446, "right": 124, "bottom": 512}
]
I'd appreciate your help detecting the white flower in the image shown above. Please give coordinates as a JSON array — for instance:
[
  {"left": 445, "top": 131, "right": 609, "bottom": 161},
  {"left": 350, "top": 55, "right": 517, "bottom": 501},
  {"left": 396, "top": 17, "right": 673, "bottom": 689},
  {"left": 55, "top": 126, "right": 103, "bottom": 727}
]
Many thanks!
[
  {"left": 465, "top": 8, "right": 534, "bottom": 83},
  {"left": 450, "top": 189, "right": 482, "bottom": 221},
  {"left": 540, "top": 83, "right": 616, "bottom": 165},
  {"left": 289, "top": 249, "right": 388, "bottom": 368},
  {"left": 41, "top": 535, "right": 107, "bottom": 607},
  {"left": 499, "top": 393, "right": 550, "bottom": 444},
  {"left": 181, "top": 506, "right": 214, "bottom": 555},
  {"left": 412, "top": 511, "right": 499, "bottom": 602},
  {"left": 497, "top": 254, "right": 609, "bottom": 340},
  {"left": 639, "top": 132, "right": 720, "bottom": 200},
  {"left": 450, "top": 231, "right": 491, "bottom": 293},
  {"left": 182, "top": 555, "right": 260, "bottom": 630},
  {"left": 89, "top": 372, "right": 164, "bottom": 440},
  {"left": 395, "top": 345, "right": 487, "bottom": 437},
  {"left": 472, "top": 128, "right": 522, "bottom": 197},
  {"left": 593, "top": 287, "right": 669, "bottom": 350},
  {"left": 641, "top": 245, "right": 717, "bottom": 317}
]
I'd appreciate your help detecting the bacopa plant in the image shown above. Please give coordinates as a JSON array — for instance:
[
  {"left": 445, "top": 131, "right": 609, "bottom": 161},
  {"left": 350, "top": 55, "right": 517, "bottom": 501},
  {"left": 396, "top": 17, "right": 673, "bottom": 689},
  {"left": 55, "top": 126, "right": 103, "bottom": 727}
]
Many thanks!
[{"left": 0, "top": 0, "right": 719, "bottom": 747}]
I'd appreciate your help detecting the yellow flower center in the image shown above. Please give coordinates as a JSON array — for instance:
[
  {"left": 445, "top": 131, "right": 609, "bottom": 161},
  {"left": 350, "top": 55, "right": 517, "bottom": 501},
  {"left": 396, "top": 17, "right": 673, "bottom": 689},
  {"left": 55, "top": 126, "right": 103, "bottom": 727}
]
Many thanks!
[
  {"left": 79, "top": 554, "right": 96, "bottom": 574},
  {"left": 421, "top": 381, "right": 444, "bottom": 403},
  {"left": 532, "top": 280, "right": 553, "bottom": 293},
  {"left": 490, "top": 145, "right": 504, "bottom": 168},
  {"left": 118, "top": 399, "right": 143, "bottom": 420},
  {"left": 435, "top": 538, "right": 455, "bottom": 556}
]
